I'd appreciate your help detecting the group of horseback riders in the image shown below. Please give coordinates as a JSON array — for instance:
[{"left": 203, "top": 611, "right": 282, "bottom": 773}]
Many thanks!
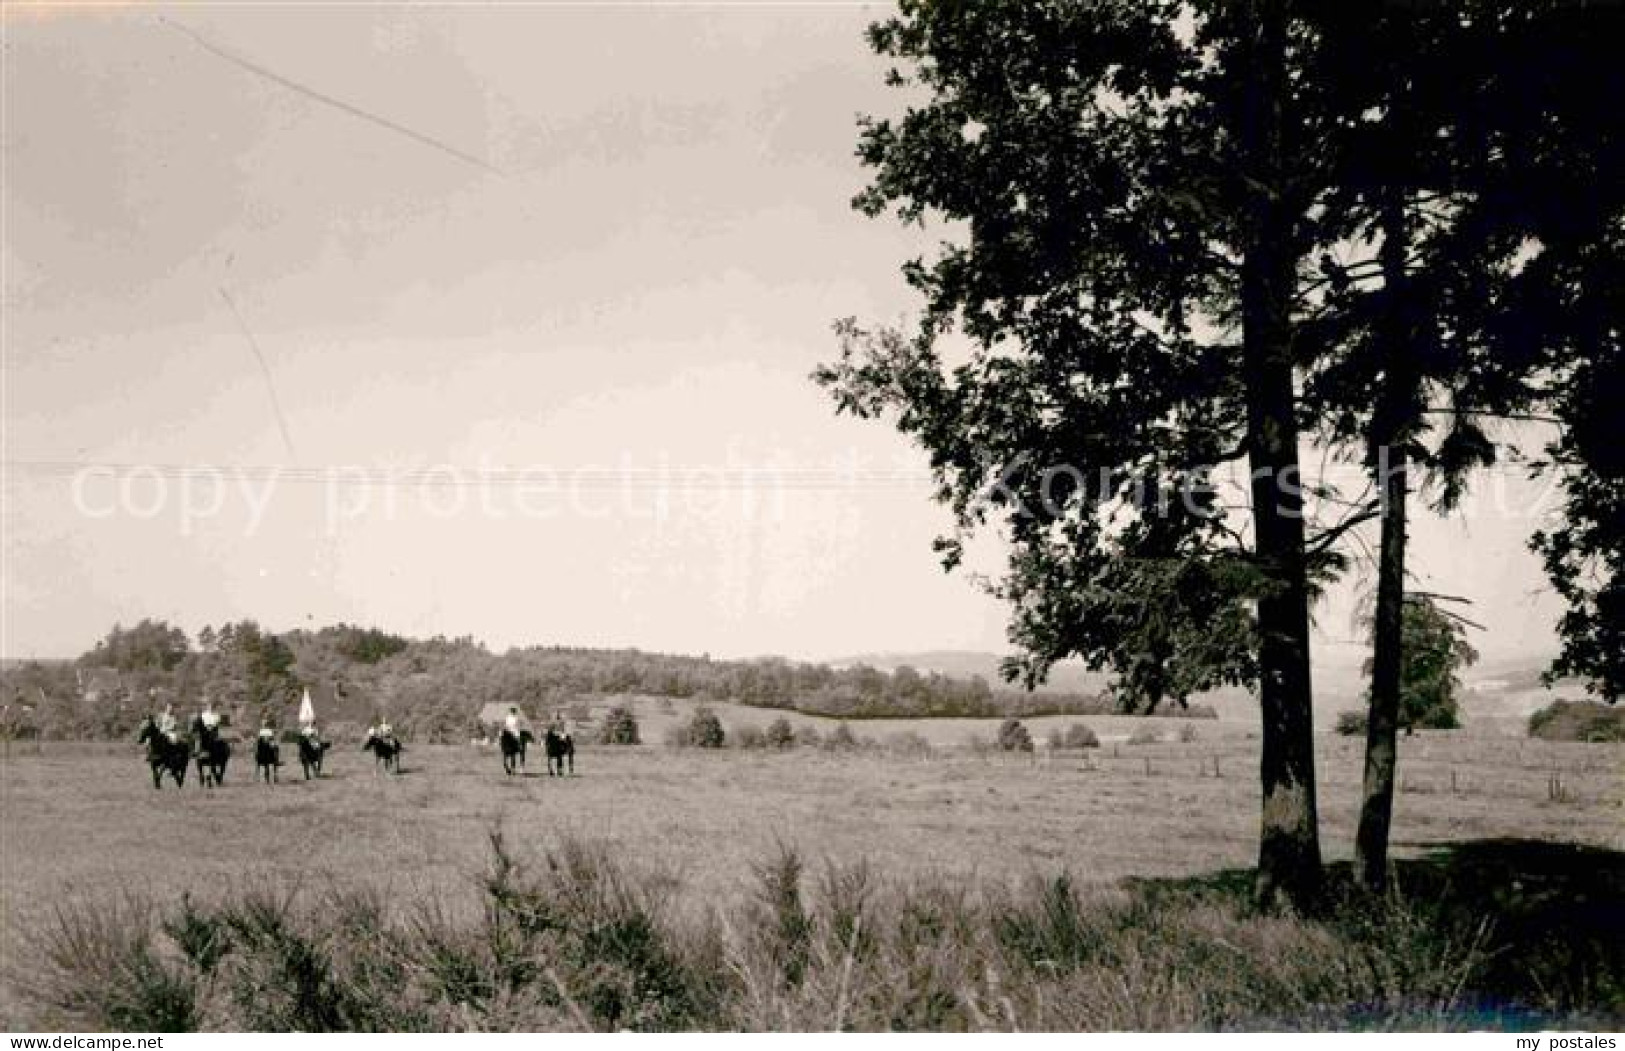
[
  {"left": 139, "top": 697, "right": 376, "bottom": 788},
  {"left": 139, "top": 700, "right": 570, "bottom": 787}
]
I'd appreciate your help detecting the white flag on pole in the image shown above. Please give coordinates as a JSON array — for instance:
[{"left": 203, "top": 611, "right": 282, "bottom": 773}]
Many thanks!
[{"left": 299, "top": 688, "right": 316, "bottom": 727}]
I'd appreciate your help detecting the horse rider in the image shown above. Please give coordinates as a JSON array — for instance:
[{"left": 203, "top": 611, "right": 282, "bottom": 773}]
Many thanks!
[
  {"left": 372, "top": 718, "right": 397, "bottom": 748},
  {"left": 156, "top": 702, "right": 179, "bottom": 743},
  {"left": 300, "top": 721, "right": 321, "bottom": 745},
  {"left": 504, "top": 706, "right": 524, "bottom": 739},
  {"left": 192, "top": 700, "right": 222, "bottom": 756},
  {"left": 257, "top": 718, "right": 278, "bottom": 745}
]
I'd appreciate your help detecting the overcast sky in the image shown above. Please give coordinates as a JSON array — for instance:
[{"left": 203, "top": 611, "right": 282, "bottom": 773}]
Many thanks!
[{"left": 2, "top": 4, "right": 1572, "bottom": 671}]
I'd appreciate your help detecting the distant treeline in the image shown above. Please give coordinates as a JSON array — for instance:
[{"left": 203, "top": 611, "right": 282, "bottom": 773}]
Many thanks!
[{"left": 0, "top": 620, "right": 1208, "bottom": 742}]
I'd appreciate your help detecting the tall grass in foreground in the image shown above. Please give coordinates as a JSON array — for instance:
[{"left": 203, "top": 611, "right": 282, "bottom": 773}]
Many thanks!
[{"left": 14, "top": 834, "right": 1622, "bottom": 1032}]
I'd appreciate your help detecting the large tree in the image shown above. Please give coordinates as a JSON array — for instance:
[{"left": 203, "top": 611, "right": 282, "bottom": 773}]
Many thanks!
[
  {"left": 1297, "top": 1, "right": 1625, "bottom": 888},
  {"left": 819, "top": 0, "right": 1373, "bottom": 907}
]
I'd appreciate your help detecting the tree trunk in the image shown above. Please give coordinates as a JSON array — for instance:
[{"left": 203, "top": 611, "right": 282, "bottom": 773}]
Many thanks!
[
  {"left": 1355, "top": 190, "right": 1415, "bottom": 892},
  {"left": 1238, "top": 2, "right": 1323, "bottom": 911}
]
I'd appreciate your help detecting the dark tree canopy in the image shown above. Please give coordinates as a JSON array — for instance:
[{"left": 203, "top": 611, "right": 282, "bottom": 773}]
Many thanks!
[
  {"left": 820, "top": 2, "right": 1272, "bottom": 704},
  {"left": 1531, "top": 228, "right": 1625, "bottom": 702}
]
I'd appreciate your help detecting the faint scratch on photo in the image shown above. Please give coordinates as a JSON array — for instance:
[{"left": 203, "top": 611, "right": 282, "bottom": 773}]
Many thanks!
[
  {"left": 159, "top": 15, "right": 503, "bottom": 177},
  {"left": 219, "top": 287, "right": 299, "bottom": 462}
]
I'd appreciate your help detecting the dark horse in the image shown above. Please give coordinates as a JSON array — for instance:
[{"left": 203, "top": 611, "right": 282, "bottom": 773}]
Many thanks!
[
  {"left": 191, "top": 716, "right": 231, "bottom": 789},
  {"left": 499, "top": 728, "right": 534, "bottom": 776},
  {"left": 137, "top": 716, "right": 188, "bottom": 789},
  {"left": 254, "top": 736, "right": 281, "bottom": 785},
  {"left": 364, "top": 732, "right": 403, "bottom": 775},
  {"left": 296, "top": 735, "right": 331, "bottom": 780},
  {"left": 544, "top": 727, "right": 574, "bottom": 776}
]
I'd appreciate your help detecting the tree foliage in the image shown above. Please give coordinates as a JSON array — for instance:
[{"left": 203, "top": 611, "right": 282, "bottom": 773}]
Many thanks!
[
  {"left": 1355, "top": 597, "right": 1479, "bottom": 732},
  {"left": 683, "top": 707, "right": 726, "bottom": 749},
  {"left": 80, "top": 620, "right": 189, "bottom": 674},
  {"left": 1533, "top": 266, "right": 1625, "bottom": 701}
]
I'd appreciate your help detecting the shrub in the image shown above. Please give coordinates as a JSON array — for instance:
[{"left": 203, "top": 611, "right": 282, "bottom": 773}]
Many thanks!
[
  {"left": 26, "top": 896, "right": 199, "bottom": 1031},
  {"left": 764, "top": 717, "right": 796, "bottom": 749},
  {"left": 884, "top": 731, "right": 934, "bottom": 758},
  {"left": 1049, "top": 724, "right": 1100, "bottom": 750},
  {"left": 683, "top": 707, "right": 726, "bottom": 749},
  {"left": 793, "top": 725, "right": 822, "bottom": 749},
  {"left": 745, "top": 846, "right": 812, "bottom": 987},
  {"left": 1528, "top": 699, "right": 1625, "bottom": 743},
  {"left": 733, "top": 725, "right": 766, "bottom": 750},
  {"left": 824, "top": 723, "right": 861, "bottom": 752},
  {"left": 599, "top": 705, "right": 640, "bottom": 745},
  {"left": 1178, "top": 723, "right": 1200, "bottom": 744},
  {"left": 1126, "top": 725, "right": 1161, "bottom": 746},
  {"left": 1335, "top": 710, "right": 1367, "bottom": 737},
  {"left": 997, "top": 719, "right": 1033, "bottom": 753}
]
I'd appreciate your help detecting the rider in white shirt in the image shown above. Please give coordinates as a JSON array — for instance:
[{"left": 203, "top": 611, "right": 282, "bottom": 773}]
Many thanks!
[
  {"left": 504, "top": 707, "right": 523, "bottom": 736},
  {"left": 156, "top": 703, "right": 178, "bottom": 742}
]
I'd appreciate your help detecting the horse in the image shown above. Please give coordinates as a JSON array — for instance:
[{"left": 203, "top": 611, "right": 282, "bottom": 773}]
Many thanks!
[
  {"left": 136, "top": 716, "right": 188, "bottom": 789},
  {"left": 296, "top": 735, "right": 330, "bottom": 780},
  {"left": 364, "top": 732, "right": 403, "bottom": 775},
  {"left": 254, "top": 736, "right": 281, "bottom": 785},
  {"left": 499, "top": 727, "right": 534, "bottom": 776},
  {"left": 544, "top": 726, "right": 574, "bottom": 776},
  {"left": 191, "top": 717, "right": 231, "bottom": 789}
]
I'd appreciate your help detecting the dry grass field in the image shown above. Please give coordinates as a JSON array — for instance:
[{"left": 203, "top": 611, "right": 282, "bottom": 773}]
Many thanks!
[{"left": 1, "top": 700, "right": 1620, "bottom": 1029}]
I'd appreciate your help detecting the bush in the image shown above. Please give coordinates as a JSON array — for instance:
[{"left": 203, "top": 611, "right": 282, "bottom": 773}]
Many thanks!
[
  {"left": 733, "top": 725, "right": 766, "bottom": 750},
  {"left": 764, "top": 717, "right": 796, "bottom": 749},
  {"left": 1126, "top": 725, "right": 1161, "bottom": 746},
  {"left": 1528, "top": 700, "right": 1625, "bottom": 743},
  {"left": 1335, "top": 710, "right": 1367, "bottom": 737},
  {"left": 683, "top": 707, "right": 726, "bottom": 749},
  {"left": 884, "top": 731, "right": 933, "bottom": 758},
  {"left": 599, "top": 706, "right": 640, "bottom": 745},
  {"left": 997, "top": 719, "right": 1033, "bottom": 753},
  {"left": 1048, "top": 724, "right": 1101, "bottom": 750},
  {"left": 823, "top": 723, "right": 861, "bottom": 752},
  {"left": 26, "top": 896, "right": 199, "bottom": 1031},
  {"left": 793, "top": 725, "right": 822, "bottom": 749},
  {"left": 1178, "top": 723, "right": 1200, "bottom": 744}
]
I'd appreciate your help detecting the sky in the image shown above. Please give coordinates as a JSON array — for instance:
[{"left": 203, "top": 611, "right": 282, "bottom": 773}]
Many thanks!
[{"left": 1, "top": 3, "right": 1574, "bottom": 671}]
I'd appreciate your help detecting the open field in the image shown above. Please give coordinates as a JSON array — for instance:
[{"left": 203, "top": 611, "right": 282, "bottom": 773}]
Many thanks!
[{"left": 1, "top": 704, "right": 1620, "bottom": 1029}]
